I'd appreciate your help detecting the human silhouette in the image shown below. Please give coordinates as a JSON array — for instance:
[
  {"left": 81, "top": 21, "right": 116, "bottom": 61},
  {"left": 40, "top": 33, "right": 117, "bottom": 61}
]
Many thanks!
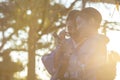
[{"left": 42, "top": 7, "right": 109, "bottom": 80}]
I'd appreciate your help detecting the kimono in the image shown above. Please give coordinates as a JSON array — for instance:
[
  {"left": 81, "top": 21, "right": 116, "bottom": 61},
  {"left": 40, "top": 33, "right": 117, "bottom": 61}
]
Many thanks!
[
  {"left": 42, "top": 34, "right": 109, "bottom": 80},
  {"left": 65, "top": 34, "right": 109, "bottom": 80}
]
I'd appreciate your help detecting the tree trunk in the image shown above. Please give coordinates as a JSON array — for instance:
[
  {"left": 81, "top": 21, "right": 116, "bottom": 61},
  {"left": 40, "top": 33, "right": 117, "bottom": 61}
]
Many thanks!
[
  {"left": 82, "top": 0, "right": 87, "bottom": 9},
  {"left": 27, "top": 25, "right": 38, "bottom": 80}
]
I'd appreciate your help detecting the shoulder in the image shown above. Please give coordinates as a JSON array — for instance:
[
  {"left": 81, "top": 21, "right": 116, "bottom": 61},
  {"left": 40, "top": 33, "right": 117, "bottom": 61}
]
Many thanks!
[
  {"left": 78, "top": 34, "right": 109, "bottom": 54},
  {"left": 85, "top": 34, "right": 109, "bottom": 46}
]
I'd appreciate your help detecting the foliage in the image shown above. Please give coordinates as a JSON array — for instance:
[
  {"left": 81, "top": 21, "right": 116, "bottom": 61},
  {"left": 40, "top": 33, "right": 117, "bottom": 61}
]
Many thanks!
[{"left": 0, "top": 0, "right": 78, "bottom": 80}]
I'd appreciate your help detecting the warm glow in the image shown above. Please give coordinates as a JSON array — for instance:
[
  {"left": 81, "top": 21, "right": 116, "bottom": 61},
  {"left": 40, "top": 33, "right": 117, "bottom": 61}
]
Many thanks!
[
  {"left": 106, "top": 30, "right": 120, "bottom": 80},
  {"left": 107, "top": 30, "right": 120, "bottom": 53}
]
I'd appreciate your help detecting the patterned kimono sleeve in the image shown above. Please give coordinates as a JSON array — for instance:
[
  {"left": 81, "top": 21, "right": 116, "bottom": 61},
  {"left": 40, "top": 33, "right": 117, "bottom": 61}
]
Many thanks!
[{"left": 41, "top": 46, "right": 61, "bottom": 75}]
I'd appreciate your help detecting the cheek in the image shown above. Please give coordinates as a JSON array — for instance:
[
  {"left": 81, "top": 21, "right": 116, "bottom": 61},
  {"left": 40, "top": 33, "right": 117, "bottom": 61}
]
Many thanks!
[
  {"left": 77, "top": 21, "right": 87, "bottom": 30},
  {"left": 68, "top": 26, "right": 74, "bottom": 33}
]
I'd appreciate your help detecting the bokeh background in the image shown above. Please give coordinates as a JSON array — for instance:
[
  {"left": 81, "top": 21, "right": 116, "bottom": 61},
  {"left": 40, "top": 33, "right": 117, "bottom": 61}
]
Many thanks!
[{"left": 0, "top": 0, "right": 120, "bottom": 80}]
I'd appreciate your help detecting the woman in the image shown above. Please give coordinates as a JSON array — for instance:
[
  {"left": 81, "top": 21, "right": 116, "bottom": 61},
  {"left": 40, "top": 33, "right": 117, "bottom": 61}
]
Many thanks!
[
  {"left": 42, "top": 7, "right": 109, "bottom": 80},
  {"left": 65, "top": 7, "right": 109, "bottom": 80}
]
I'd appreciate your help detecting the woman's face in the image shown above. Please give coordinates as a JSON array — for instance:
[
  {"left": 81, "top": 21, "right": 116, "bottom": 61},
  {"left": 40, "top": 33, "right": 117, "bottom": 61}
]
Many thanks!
[
  {"left": 66, "top": 20, "right": 78, "bottom": 39},
  {"left": 66, "top": 16, "right": 89, "bottom": 39}
]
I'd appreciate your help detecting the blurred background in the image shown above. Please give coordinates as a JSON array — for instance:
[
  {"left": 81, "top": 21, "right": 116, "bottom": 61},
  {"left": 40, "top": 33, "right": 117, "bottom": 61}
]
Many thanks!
[{"left": 0, "top": 0, "right": 120, "bottom": 80}]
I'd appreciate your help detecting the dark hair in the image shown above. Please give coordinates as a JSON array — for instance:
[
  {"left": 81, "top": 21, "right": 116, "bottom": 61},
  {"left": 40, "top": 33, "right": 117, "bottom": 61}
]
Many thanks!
[
  {"left": 66, "top": 10, "right": 80, "bottom": 28},
  {"left": 66, "top": 7, "right": 102, "bottom": 29},
  {"left": 66, "top": 10, "right": 80, "bottom": 21},
  {"left": 79, "top": 7, "right": 102, "bottom": 25}
]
